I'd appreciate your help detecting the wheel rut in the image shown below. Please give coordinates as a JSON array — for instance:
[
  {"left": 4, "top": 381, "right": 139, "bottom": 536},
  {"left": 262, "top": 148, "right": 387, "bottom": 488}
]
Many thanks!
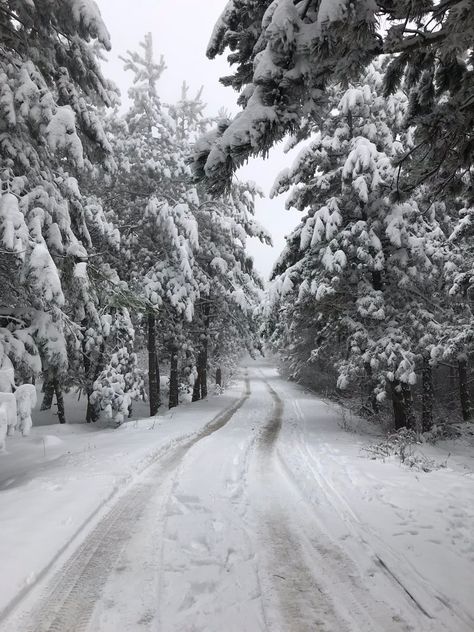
[
  {"left": 14, "top": 380, "right": 251, "bottom": 632},
  {"left": 257, "top": 379, "right": 282, "bottom": 454},
  {"left": 254, "top": 379, "right": 400, "bottom": 632},
  {"left": 253, "top": 379, "right": 346, "bottom": 632}
]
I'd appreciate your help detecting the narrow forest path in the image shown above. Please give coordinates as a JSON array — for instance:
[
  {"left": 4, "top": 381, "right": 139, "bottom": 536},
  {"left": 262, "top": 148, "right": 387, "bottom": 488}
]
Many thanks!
[{"left": 2, "top": 362, "right": 473, "bottom": 632}]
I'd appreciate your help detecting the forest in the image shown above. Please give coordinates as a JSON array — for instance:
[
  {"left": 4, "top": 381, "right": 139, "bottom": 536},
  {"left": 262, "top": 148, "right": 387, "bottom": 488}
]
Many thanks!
[{"left": 1, "top": 0, "right": 474, "bottom": 445}]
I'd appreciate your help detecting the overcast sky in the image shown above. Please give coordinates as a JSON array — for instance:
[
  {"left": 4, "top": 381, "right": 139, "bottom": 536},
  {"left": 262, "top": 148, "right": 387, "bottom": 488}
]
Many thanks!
[{"left": 96, "top": 0, "right": 301, "bottom": 279}]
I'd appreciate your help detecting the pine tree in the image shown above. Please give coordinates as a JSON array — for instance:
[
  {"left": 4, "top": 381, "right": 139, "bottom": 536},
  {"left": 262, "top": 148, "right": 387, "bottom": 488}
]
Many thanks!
[
  {"left": 90, "top": 308, "right": 144, "bottom": 424},
  {"left": 0, "top": 0, "right": 115, "bottom": 428},
  {"left": 190, "top": 180, "right": 269, "bottom": 399},
  {"left": 170, "top": 87, "right": 270, "bottom": 400},
  {"left": 265, "top": 63, "right": 449, "bottom": 428},
  {"left": 97, "top": 35, "right": 200, "bottom": 414},
  {"left": 194, "top": 0, "right": 474, "bottom": 203}
]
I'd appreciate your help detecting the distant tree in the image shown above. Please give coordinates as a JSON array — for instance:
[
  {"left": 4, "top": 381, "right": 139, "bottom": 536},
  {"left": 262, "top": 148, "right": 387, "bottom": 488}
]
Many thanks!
[
  {"left": 190, "top": 182, "right": 269, "bottom": 399},
  {"left": 170, "top": 87, "right": 270, "bottom": 400}
]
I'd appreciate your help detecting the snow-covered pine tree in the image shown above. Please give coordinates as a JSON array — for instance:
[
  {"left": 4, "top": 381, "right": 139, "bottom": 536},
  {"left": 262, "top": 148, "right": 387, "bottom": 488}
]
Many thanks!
[
  {"left": 168, "top": 82, "right": 212, "bottom": 147},
  {"left": 170, "top": 88, "right": 270, "bottom": 399},
  {"left": 381, "top": 1, "right": 474, "bottom": 205},
  {"left": 0, "top": 0, "right": 115, "bottom": 429},
  {"left": 98, "top": 35, "right": 200, "bottom": 413},
  {"left": 266, "top": 63, "right": 449, "bottom": 429},
  {"left": 66, "top": 235, "right": 145, "bottom": 424},
  {"left": 90, "top": 308, "right": 144, "bottom": 425},
  {"left": 429, "top": 198, "right": 474, "bottom": 423},
  {"left": 189, "top": 180, "right": 269, "bottom": 399},
  {"left": 193, "top": 0, "right": 474, "bottom": 202}
]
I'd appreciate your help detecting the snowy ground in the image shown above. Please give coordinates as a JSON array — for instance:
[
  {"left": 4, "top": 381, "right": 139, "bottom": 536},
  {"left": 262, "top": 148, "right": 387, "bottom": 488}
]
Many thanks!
[{"left": 0, "top": 360, "right": 473, "bottom": 631}]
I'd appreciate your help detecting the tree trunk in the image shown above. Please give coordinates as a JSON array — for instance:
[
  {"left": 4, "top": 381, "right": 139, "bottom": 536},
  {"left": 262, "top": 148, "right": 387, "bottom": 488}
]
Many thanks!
[
  {"left": 401, "top": 383, "right": 416, "bottom": 431},
  {"left": 390, "top": 380, "right": 418, "bottom": 430},
  {"left": 41, "top": 375, "right": 55, "bottom": 411},
  {"left": 86, "top": 341, "right": 105, "bottom": 423},
  {"left": 192, "top": 371, "right": 201, "bottom": 402},
  {"left": 364, "top": 362, "right": 378, "bottom": 415},
  {"left": 197, "top": 347, "right": 208, "bottom": 399},
  {"left": 169, "top": 349, "right": 179, "bottom": 409},
  {"left": 81, "top": 318, "right": 94, "bottom": 423},
  {"left": 42, "top": 372, "right": 66, "bottom": 424},
  {"left": 192, "top": 350, "right": 206, "bottom": 401},
  {"left": 86, "top": 396, "right": 99, "bottom": 423},
  {"left": 199, "top": 304, "right": 210, "bottom": 399},
  {"left": 192, "top": 303, "right": 210, "bottom": 401},
  {"left": 55, "top": 381, "right": 66, "bottom": 424},
  {"left": 216, "top": 367, "right": 222, "bottom": 387},
  {"left": 147, "top": 313, "right": 160, "bottom": 415},
  {"left": 390, "top": 381, "right": 407, "bottom": 430},
  {"left": 458, "top": 356, "right": 472, "bottom": 421},
  {"left": 448, "top": 364, "right": 457, "bottom": 409},
  {"left": 422, "top": 358, "right": 434, "bottom": 432}
]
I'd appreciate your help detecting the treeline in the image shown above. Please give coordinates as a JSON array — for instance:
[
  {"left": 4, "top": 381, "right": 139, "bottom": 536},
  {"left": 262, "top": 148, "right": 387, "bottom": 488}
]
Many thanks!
[
  {"left": 0, "top": 3, "right": 267, "bottom": 446},
  {"left": 192, "top": 0, "right": 474, "bottom": 431}
]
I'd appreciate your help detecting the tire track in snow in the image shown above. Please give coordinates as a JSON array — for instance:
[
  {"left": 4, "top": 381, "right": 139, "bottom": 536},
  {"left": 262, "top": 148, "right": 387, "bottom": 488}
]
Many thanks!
[
  {"left": 157, "top": 373, "right": 268, "bottom": 632},
  {"left": 252, "top": 378, "right": 350, "bottom": 632},
  {"left": 258, "top": 379, "right": 282, "bottom": 454},
  {"left": 9, "top": 380, "right": 251, "bottom": 632},
  {"left": 253, "top": 378, "right": 413, "bottom": 632},
  {"left": 287, "top": 397, "right": 474, "bottom": 631}
]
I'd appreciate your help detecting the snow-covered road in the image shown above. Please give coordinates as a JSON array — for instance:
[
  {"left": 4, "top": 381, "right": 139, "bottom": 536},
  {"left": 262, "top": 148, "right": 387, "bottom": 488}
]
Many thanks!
[{"left": 1, "top": 362, "right": 473, "bottom": 632}]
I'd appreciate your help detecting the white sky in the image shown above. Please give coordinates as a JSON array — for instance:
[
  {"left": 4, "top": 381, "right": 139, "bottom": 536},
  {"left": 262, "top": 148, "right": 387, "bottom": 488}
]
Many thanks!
[{"left": 96, "top": 0, "right": 301, "bottom": 279}]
